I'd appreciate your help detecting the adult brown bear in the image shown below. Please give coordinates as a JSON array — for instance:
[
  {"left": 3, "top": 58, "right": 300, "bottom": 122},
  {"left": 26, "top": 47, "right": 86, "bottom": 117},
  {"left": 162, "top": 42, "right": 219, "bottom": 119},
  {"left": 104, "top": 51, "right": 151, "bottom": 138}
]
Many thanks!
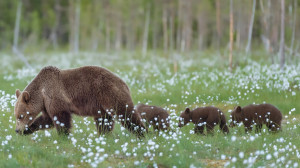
[{"left": 14, "top": 66, "right": 146, "bottom": 136}]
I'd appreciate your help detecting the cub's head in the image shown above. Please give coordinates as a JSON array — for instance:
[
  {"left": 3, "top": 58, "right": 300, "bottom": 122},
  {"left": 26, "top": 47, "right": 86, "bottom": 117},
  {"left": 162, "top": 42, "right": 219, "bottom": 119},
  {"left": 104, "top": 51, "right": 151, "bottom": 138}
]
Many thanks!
[
  {"left": 230, "top": 106, "right": 243, "bottom": 127},
  {"left": 14, "top": 89, "right": 40, "bottom": 134},
  {"left": 178, "top": 108, "right": 191, "bottom": 127}
]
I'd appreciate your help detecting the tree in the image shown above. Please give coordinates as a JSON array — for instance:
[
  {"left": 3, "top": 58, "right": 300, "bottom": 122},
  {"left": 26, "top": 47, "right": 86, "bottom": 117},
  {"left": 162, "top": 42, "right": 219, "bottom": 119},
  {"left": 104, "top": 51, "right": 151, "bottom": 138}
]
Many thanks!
[
  {"left": 142, "top": 3, "right": 150, "bottom": 55},
  {"left": 12, "top": 0, "right": 31, "bottom": 69},
  {"left": 245, "top": 0, "right": 256, "bottom": 54},
  {"left": 216, "top": 0, "right": 221, "bottom": 49},
  {"left": 290, "top": 0, "right": 297, "bottom": 60},
  {"left": 279, "top": 0, "right": 285, "bottom": 69},
  {"left": 69, "top": 0, "right": 81, "bottom": 53},
  {"left": 229, "top": 0, "right": 234, "bottom": 72}
]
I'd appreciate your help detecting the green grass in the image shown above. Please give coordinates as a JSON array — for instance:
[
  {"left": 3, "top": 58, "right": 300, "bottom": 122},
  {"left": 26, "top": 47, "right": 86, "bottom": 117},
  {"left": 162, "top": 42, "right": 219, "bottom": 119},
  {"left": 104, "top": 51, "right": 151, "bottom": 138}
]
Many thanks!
[{"left": 0, "top": 51, "right": 299, "bottom": 167}]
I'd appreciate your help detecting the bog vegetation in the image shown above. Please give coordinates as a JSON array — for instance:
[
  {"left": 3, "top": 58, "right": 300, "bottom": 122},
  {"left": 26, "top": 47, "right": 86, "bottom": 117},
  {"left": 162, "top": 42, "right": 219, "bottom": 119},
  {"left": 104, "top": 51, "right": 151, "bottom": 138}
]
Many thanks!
[
  {"left": 0, "top": 52, "right": 299, "bottom": 167},
  {"left": 1, "top": 0, "right": 300, "bottom": 167}
]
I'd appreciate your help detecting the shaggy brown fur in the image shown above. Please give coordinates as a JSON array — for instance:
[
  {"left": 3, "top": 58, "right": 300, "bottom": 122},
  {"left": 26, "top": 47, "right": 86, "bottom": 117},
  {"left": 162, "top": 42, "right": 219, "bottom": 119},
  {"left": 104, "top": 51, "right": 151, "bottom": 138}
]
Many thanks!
[
  {"left": 136, "top": 104, "right": 170, "bottom": 131},
  {"left": 178, "top": 106, "right": 229, "bottom": 135},
  {"left": 230, "top": 103, "right": 282, "bottom": 133},
  {"left": 14, "top": 66, "right": 146, "bottom": 136}
]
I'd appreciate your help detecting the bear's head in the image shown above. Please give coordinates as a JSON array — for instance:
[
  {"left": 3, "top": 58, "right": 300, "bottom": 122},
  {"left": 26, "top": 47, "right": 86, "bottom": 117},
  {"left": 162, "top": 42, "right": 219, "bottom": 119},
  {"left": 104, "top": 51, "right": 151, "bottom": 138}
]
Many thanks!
[
  {"left": 230, "top": 106, "right": 243, "bottom": 127},
  {"left": 14, "top": 89, "right": 41, "bottom": 134},
  {"left": 178, "top": 108, "right": 191, "bottom": 127}
]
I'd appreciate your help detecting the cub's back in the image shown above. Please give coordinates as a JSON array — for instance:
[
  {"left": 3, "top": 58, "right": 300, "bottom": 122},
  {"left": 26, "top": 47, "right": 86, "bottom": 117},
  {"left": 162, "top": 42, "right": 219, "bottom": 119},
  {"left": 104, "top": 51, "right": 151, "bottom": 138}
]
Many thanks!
[
  {"left": 136, "top": 104, "right": 168, "bottom": 120},
  {"left": 243, "top": 104, "right": 282, "bottom": 121}
]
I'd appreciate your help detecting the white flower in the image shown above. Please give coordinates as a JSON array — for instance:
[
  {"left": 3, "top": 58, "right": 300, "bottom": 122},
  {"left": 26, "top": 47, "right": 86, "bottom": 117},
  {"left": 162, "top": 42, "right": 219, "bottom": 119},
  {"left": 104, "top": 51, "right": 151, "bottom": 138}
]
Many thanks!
[
  {"left": 239, "top": 152, "right": 244, "bottom": 158},
  {"left": 45, "top": 130, "right": 51, "bottom": 137}
]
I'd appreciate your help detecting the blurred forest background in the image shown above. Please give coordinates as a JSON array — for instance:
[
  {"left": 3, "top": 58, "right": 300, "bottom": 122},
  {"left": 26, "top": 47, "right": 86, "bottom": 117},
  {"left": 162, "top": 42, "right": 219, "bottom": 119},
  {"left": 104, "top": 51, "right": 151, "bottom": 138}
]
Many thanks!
[{"left": 0, "top": 0, "right": 299, "bottom": 67}]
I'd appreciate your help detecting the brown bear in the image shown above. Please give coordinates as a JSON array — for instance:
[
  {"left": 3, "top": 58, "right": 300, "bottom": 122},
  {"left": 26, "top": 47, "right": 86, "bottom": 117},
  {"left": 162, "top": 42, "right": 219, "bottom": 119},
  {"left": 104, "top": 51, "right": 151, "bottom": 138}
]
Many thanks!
[
  {"left": 230, "top": 103, "right": 282, "bottom": 133},
  {"left": 136, "top": 103, "right": 170, "bottom": 131},
  {"left": 14, "top": 66, "right": 146, "bottom": 137},
  {"left": 178, "top": 106, "right": 229, "bottom": 135}
]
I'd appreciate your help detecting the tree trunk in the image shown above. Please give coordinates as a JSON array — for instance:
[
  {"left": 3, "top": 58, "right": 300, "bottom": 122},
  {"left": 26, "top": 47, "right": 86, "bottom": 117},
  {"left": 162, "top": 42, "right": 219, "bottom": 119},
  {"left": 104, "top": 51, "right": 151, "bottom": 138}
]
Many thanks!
[
  {"left": 74, "top": 0, "right": 80, "bottom": 54},
  {"left": 142, "top": 5, "right": 150, "bottom": 55},
  {"left": 169, "top": 14, "right": 174, "bottom": 51},
  {"left": 115, "top": 22, "right": 122, "bottom": 51},
  {"left": 50, "top": 0, "right": 61, "bottom": 50},
  {"left": 229, "top": 0, "right": 234, "bottom": 72},
  {"left": 162, "top": 6, "right": 168, "bottom": 53},
  {"left": 279, "top": 0, "right": 285, "bottom": 69},
  {"left": 246, "top": 0, "right": 256, "bottom": 54},
  {"left": 13, "top": 0, "right": 31, "bottom": 69},
  {"left": 176, "top": 0, "right": 182, "bottom": 51},
  {"left": 216, "top": 0, "right": 221, "bottom": 49},
  {"left": 290, "top": 0, "right": 297, "bottom": 60},
  {"left": 105, "top": 23, "right": 110, "bottom": 52},
  {"left": 13, "top": 0, "right": 22, "bottom": 50}
]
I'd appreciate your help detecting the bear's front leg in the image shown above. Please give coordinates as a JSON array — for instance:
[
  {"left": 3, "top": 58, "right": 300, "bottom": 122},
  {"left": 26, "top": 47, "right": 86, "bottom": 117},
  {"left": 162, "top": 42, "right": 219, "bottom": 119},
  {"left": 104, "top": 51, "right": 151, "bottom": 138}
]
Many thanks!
[
  {"left": 94, "top": 115, "right": 115, "bottom": 135},
  {"left": 194, "top": 125, "right": 204, "bottom": 134},
  {"left": 244, "top": 126, "right": 253, "bottom": 133},
  {"left": 23, "top": 114, "right": 54, "bottom": 135},
  {"left": 255, "top": 123, "right": 262, "bottom": 133},
  {"left": 51, "top": 112, "right": 72, "bottom": 135},
  {"left": 119, "top": 110, "right": 147, "bottom": 138},
  {"left": 268, "top": 123, "right": 281, "bottom": 132}
]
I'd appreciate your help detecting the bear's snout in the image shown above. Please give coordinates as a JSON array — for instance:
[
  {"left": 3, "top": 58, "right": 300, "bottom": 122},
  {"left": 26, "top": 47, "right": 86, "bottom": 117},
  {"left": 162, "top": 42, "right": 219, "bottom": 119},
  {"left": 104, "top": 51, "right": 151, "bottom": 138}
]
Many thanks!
[{"left": 15, "top": 129, "right": 21, "bottom": 134}]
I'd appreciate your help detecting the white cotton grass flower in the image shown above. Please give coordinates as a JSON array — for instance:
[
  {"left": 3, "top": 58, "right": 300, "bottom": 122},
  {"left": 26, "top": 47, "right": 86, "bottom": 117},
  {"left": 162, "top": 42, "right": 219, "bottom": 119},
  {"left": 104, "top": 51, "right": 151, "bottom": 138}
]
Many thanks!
[
  {"left": 231, "top": 136, "right": 237, "bottom": 142},
  {"left": 239, "top": 152, "right": 244, "bottom": 158},
  {"left": 45, "top": 130, "right": 51, "bottom": 137}
]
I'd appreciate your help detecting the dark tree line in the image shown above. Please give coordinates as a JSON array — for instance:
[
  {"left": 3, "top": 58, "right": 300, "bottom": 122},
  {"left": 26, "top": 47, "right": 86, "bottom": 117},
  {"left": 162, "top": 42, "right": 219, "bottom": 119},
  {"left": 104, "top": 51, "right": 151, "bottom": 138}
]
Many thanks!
[{"left": 1, "top": 0, "right": 299, "bottom": 64}]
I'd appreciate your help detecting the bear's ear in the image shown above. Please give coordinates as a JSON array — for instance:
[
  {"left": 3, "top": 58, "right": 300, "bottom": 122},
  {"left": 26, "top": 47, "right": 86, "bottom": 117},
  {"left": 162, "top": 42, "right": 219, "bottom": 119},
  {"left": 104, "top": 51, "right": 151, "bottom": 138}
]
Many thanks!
[
  {"left": 235, "top": 106, "right": 242, "bottom": 113},
  {"left": 22, "top": 91, "right": 30, "bottom": 104},
  {"left": 185, "top": 108, "right": 190, "bottom": 114},
  {"left": 16, "top": 89, "right": 21, "bottom": 98}
]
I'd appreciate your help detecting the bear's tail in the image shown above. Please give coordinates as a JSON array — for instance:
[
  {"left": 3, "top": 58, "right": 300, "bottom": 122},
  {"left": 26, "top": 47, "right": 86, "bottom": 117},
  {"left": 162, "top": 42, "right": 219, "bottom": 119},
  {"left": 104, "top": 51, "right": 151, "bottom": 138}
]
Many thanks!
[{"left": 219, "top": 111, "right": 229, "bottom": 134}]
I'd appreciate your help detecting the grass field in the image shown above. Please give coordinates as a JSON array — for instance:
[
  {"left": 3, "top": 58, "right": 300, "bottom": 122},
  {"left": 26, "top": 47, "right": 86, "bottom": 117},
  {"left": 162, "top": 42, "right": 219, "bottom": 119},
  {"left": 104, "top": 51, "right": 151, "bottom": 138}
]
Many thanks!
[{"left": 0, "top": 51, "right": 299, "bottom": 168}]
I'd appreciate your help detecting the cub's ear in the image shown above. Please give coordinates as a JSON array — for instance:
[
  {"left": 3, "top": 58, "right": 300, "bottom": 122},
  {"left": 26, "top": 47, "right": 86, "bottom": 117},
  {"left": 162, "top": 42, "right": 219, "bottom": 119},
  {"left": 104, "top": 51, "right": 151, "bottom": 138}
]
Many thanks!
[
  {"left": 16, "top": 89, "right": 21, "bottom": 98},
  {"left": 22, "top": 91, "right": 30, "bottom": 103},
  {"left": 235, "top": 106, "right": 242, "bottom": 113},
  {"left": 185, "top": 108, "right": 190, "bottom": 113}
]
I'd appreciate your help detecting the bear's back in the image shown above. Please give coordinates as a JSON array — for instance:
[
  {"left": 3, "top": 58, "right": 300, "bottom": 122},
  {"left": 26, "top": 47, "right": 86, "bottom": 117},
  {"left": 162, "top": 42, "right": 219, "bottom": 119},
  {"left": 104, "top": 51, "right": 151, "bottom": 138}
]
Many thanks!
[
  {"left": 58, "top": 66, "right": 133, "bottom": 114},
  {"left": 136, "top": 104, "right": 168, "bottom": 120},
  {"left": 242, "top": 104, "right": 282, "bottom": 121},
  {"left": 191, "top": 106, "right": 220, "bottom": 122}
]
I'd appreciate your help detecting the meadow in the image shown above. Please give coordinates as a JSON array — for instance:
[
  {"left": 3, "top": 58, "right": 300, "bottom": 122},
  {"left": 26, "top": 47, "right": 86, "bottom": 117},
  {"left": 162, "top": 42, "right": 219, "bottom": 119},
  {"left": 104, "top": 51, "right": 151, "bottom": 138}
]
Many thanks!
[{"left": 0, "top": 51, "right": 299, "bottom": 168}]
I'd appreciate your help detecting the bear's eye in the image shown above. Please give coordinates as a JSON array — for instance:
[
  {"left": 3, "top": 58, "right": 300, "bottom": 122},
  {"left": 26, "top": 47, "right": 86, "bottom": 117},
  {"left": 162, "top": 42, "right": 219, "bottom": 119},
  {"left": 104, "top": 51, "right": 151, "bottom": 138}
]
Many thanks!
[{"left": 18, "top": 115, "right": 24, "bottom": 120}]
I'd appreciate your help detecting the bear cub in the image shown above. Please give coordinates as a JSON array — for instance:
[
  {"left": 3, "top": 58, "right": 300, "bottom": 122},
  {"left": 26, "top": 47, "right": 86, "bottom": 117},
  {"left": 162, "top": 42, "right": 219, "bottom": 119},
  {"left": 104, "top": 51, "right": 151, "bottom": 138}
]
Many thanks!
[
  {"left": 230, "top": 103, "right": 282, "bottom": 133},
  {"left": 136, "top": 104, "right": 170, "bottom": 131},
  {"left": 178, "top": 106, "right": 229, "bottom": 135}
]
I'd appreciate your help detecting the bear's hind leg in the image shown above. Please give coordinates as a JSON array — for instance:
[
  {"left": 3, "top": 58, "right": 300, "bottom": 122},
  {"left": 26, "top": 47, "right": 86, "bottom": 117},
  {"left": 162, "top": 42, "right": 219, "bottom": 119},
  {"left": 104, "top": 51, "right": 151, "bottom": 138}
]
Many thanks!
[{"left": 206, "top": 124, "right": 215, "bottom": 135}]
